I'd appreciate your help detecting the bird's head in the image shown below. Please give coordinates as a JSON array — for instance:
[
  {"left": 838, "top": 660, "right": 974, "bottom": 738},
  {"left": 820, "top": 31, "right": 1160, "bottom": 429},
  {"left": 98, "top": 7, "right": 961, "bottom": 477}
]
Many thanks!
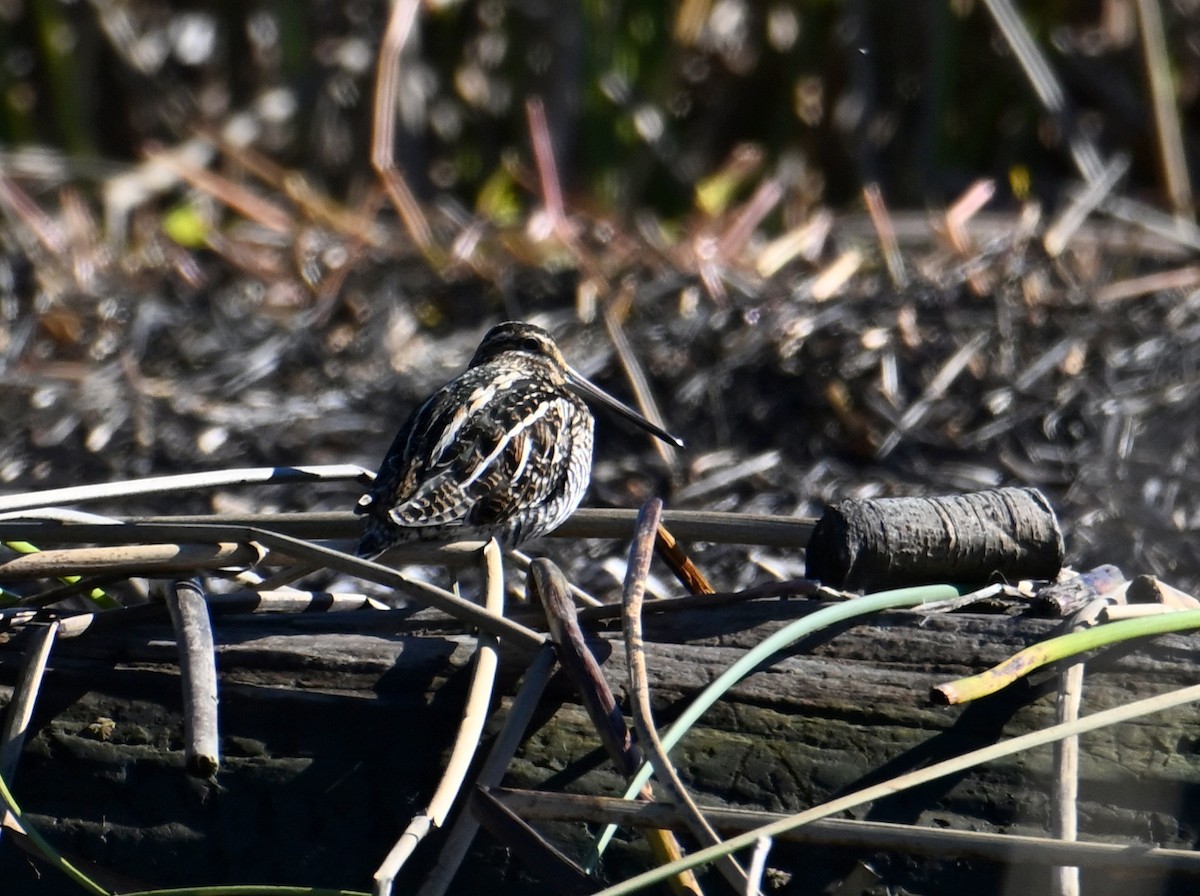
[{"left": 469, "top": 321, "right": 567, "bottom": 369}]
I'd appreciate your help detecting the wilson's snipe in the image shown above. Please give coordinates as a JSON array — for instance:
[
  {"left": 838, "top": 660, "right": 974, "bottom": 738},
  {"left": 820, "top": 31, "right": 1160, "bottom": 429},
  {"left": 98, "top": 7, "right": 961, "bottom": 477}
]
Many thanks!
[{"left": 355, "top": 321, "right": 682, "bottom": 557}]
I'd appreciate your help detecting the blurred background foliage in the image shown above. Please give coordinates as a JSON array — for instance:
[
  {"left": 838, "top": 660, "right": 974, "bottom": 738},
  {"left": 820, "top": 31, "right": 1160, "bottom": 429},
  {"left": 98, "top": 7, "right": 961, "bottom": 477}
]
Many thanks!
[{"left": 4, "top": 0, "right": 1200, "bottom": 224}]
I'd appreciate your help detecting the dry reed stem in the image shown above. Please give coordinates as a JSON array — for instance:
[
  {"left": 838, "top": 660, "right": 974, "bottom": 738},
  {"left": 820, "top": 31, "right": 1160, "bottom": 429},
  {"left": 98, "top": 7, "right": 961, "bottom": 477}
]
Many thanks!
[
  {"left": 495, "top": 789, "right": 1200, "bottom": 874},
  {"left": 624, "top": 498, "right": 752, "bottom": 894},
  {"left": 602, "top": 295, "right": 679, "bottom": 468},
  {"left": 164, "top": 579, "right": 220, "bottom": 778},
  {"left": 654, "top": 524, "right": 715, "bottom": 595},
  {"left": 373, "top": 540, "right": 504, "bottom": 895},
  {"left": 862, "top": 183, "right": 907, "bottom": 288},
  {"left": 416, "top": 645, "right": 557, "bottom": 896},
  {"left": 0, "top": 542, "right": 262, "bottom": 581},
  {"left": 0, "top": 621, "right": 58, "bottom": 786},
  {"left": 1135, "top": 0, "right": 1193, "bottom": 219},
  {"left": 370, "top": 0, "right": 436, "bottom": 258}
]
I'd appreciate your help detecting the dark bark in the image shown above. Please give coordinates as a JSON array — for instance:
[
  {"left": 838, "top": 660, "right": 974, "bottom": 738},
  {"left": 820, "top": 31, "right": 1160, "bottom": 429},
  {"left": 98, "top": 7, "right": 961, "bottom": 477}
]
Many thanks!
[
  {"left": 806, "top": 487, "right": 1065, "bottom": 590},
  {"left": 0, "top": 598, "right": 1197, "bottom": 896}
]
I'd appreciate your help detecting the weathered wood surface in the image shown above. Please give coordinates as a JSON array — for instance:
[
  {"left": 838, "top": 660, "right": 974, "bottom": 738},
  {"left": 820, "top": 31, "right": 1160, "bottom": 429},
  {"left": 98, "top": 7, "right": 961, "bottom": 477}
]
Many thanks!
[{"left": 1, "top": 598, "right": 1198, "bottom": 895}]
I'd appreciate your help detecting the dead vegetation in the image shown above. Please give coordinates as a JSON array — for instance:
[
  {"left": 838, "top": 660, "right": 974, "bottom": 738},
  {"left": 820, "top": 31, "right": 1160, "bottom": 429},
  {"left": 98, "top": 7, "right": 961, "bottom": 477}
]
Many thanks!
[{"left": 3, "top": 1, "right": 1200, "bottom": 895}]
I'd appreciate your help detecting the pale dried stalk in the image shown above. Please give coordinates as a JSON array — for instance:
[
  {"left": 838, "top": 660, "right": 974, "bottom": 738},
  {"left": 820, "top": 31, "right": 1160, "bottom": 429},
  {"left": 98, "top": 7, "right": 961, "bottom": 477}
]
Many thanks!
[
  {"left": 164, "top": 579, "right": 219, "bottom": 778},
  {"left": 415, "top": 645, "right": 557, "bottom": 896},
  {"left": 374, "top": 539, "right": 504, "bottom": 896},
  {"left": 370, "top": 0, "right": 436, "bottom": 256},
  {"left": 0, "top": 621, "right": 58, "bottom": 784},
  {"left": 0, "top": 542, "right": 262, "bottom": 581},
  {"left": 497, "top": 788, "right": 1200, "bottom": 873},
  {"left": 1135, "top": 0, "right": 1192, "bottom": 219}
]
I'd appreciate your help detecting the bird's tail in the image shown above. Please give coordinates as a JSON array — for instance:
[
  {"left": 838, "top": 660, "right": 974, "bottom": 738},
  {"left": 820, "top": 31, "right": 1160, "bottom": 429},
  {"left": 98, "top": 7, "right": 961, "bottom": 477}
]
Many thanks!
[{"left": 355, "top": 520, "right": 391, "bottom": 559}]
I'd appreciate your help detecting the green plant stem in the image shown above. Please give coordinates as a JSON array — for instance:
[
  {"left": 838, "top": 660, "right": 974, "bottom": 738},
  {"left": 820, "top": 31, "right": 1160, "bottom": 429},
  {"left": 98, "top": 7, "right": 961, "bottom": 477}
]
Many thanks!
[
  {"left": 591, "top": 682, "right": 1200, "bottom": 895},
  {"left": 587, "top": 582, "right": 969, "bottom": 866},
  {"left": 935, "top": 608, "right": 1200, "bottom": 704}
]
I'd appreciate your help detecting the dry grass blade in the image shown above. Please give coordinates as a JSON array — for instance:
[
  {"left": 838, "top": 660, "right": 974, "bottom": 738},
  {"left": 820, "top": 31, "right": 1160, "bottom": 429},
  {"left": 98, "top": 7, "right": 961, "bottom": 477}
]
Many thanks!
[
  {"left": 1102, "top": 193, "right": 1200, "bottom": 251},
  {"left": 809, "top": 249, "right": 862, "bottom": 302},
  {"left": 471, "top": 787, "right": 593, "bottom": 895},
  {"left": 1135, "top": 0, "right": 1192, "bottom": 219},
  {"left": 0, "top": 172, "right": 69, "bottom": 257},
  {"left": 602, "top": 297, "right": 679, "bottom": 468},
  {"left": 495, "top": 789, "right": 1200, "bottom": 874},
  {"left": 1043, "top": 154, "right": 1130, "bottom": 257},
  {"left": 144, "top": 145, "right": 294, "bottom": 234},
  {"left": 163, "top": 579, "right": 219, "bottom": 778},
  {"left": 0, "top": 621, "right": 58, "bottom": 787},
  {"left": 980, "top": 0, "right": 1104, "bottom": 181},
  {"left": 876, "top": 332, "right": 988, "bottom": 460},
  {"left": 370, "top": 0, "right": 437, "bottom": 259},
  {"left": 0, "top": 464, "right": 371, "bottom": 514},
  {"left": 507, "top": 548, "right": 602, "bottom": 606},
  {"left": 417, "top": 645, "right": 557, "bottom": 896},
  {"left": 654, "top": 524, "right": 714, "bottom": 595},
  {"left": 1093, "top": 265, "right": 1200, "bottom": 303},
  {"left": 716, "top": 179, "right": 783, "bottom": 262},
  {"left": 624, "top": 498, "right": 752, "bottom": 894},
  {"left": 863, "top": 183, "right": 907, "bottom": 288},
  {"left": 374, "top": 540, "right": 504, "bottom": 896},
  {"left": 526, "top": 97, "right": 568, "bottom": 238},
  {"left": 194, "top": 527, "right": 547, "bottom": 650}
]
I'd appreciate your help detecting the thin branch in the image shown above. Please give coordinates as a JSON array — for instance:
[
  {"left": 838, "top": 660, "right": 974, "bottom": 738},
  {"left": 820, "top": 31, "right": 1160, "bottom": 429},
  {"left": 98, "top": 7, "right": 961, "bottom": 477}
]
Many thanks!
[
  {"left": 1043, "top": 154, "right": 1130, "bottom": 257},
  {"left": 624, "top": 498, "right": 752, "bottom": 894},
  {"left": 164, "top": 579, "right": 220, "bottom": 778},
  {"left": 496, "top": 789, "right": 1200, "bottom": 874}
]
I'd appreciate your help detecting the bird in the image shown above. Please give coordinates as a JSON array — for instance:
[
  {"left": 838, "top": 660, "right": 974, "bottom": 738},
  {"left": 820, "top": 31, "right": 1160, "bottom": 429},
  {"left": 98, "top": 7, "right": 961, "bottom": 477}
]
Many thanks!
[{"left": 354, "top": 320, "right": 683, "bottom": 557}]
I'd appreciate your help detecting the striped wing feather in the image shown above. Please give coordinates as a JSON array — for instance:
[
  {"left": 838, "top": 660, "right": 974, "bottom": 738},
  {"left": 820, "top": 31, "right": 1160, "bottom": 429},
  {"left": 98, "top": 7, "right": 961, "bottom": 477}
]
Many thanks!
[{"left": 360, "top": 364, "right": 580, "bottom": 534}]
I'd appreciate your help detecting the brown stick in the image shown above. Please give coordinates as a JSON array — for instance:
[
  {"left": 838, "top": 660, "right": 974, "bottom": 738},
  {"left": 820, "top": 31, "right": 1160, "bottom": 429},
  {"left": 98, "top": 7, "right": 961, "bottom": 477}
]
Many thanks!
[
  {"left": 163, "top": 579, "right": 219, "bottom": 778},
  {"left": 625, "top": 498, "right": 752, "bottom": 894}
]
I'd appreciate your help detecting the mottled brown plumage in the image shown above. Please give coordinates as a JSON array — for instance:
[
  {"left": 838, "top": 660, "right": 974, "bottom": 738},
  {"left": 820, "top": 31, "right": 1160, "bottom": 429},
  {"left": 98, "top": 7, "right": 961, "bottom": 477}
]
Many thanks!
[{"left": 355, "top": 321, "right": 681, "bottom": 557}]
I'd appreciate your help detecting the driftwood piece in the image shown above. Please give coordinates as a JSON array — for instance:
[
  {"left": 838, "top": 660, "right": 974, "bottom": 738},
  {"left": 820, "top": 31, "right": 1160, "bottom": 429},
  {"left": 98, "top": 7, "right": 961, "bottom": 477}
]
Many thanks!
[
  {"left": 0, "top": 599, "right": 1197, "bottom": 896},
  {"left": 806, "top": 487, "right": 1065, "bottom": 590}
]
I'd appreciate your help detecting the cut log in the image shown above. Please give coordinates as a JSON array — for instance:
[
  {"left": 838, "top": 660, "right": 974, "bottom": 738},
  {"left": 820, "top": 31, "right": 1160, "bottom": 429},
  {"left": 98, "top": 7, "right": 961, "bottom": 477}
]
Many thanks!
[{"left": 0, "top": 598, "right": 1197, "bottom": 895}]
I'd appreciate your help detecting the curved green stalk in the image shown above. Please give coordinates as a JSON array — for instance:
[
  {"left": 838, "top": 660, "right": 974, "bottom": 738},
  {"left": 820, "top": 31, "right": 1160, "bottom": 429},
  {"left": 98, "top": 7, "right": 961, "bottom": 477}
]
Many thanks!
[
  {"left": 936, "top": 607, "right": 1200, "bottom": 704},
  {"left": 591, "top": 682, "right": 1200, "bottom": 895},
  {"left": 586, "top": 582, "right": 969, "bottom": 867}
]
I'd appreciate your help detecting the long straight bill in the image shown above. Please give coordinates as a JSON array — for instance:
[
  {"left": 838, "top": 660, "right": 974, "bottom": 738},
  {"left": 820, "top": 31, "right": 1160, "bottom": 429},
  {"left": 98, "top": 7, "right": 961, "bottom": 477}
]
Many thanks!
[{"left": 565, "top": 366, "right": 685, "bottom": 449}]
